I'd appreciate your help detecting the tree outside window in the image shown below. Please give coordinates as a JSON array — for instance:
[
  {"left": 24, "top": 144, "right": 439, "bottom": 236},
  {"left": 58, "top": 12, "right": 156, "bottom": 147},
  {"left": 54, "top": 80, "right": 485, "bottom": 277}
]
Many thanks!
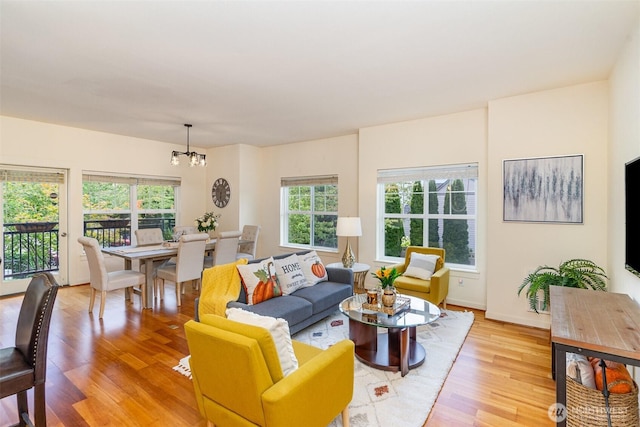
[
  {"left": 282, "top": 176, "right": 338, "bottom": 250},
  {"left": 378, "top": 164, "right": 477, "bottom": 268}
]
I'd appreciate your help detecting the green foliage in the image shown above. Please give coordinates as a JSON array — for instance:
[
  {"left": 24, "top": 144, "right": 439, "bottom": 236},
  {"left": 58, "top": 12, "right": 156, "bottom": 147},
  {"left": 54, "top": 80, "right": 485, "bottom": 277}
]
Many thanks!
[
  {"left": 517, "top": 259, "right": 608, "bottom": 313},
  {"left": 3, "top": 182, "right": 59, "bottom": 223},
  {"left": 409, "top": 181, "right": 424, "bottom": 247},
  {"left": 443, "top": 179, "right": 469, "bottom": 264},
  {"left": 82, "top": 182, "right": 130, "bottom": 211},
  {"left": 384, "top": 184, "right": 403, "bottom": 256},
  {"left": 286, "top": 185, "right": 337, "bottom": 248}
]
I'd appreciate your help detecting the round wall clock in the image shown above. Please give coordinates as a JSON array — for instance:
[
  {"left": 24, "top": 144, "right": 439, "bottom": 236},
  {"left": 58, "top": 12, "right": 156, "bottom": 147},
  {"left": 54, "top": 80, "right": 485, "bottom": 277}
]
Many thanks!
[{"left": 211, "top": 178, "right": 231, "bottom": 208}]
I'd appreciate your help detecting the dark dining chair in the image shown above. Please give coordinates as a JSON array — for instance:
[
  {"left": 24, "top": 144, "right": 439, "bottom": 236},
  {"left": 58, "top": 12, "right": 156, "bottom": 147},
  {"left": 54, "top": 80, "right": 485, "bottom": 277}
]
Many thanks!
[{"left": 0, "top": 272, "right": 60, "bottom": 427}]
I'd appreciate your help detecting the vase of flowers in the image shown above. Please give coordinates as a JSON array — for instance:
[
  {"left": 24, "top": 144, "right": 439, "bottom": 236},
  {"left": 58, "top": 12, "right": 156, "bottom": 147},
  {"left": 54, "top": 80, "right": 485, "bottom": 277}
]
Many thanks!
[
  {"left": 195, "top": 211, "right": 220, "bottom": 238},
  {"left": 371, "top": 266, "right": 402, "bottom": 307}
]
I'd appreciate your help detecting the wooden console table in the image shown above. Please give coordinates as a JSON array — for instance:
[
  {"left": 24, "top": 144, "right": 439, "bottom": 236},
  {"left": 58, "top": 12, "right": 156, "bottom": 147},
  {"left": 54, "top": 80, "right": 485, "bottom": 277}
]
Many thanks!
[{"left": 550, "top": 286, "right": 640, "bottom": 427}]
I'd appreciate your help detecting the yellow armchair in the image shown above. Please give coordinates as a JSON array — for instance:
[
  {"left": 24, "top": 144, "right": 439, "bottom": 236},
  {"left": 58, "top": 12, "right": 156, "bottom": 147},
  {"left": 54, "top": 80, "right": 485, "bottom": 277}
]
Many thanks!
[
  {"left": 184, "top": 314, "right": 354, "bottom": 427},
  {"left": 388, "top": 246, "right": 449, "bottom": 308}
]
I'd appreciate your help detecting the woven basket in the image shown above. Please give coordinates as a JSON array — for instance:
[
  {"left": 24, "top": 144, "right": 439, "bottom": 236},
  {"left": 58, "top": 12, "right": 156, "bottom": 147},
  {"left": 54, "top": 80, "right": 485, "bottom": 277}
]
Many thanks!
[{"left": 566, "top": 376, "right": 639, "bottom": 427}]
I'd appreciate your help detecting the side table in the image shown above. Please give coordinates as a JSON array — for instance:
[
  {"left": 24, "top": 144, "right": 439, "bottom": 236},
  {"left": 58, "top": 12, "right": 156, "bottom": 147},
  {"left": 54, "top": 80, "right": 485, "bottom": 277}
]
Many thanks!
[{"left": 326, "top": 262, "right": 370, "bottom": 294}]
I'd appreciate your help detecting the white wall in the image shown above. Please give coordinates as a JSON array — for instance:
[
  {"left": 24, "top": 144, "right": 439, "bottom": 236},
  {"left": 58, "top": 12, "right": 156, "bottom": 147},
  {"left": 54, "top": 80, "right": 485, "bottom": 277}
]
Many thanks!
[
  {"left": 486, "top": 82, "right": 609, "bottom": 328},
  {"left": 0, "top": 116, "right": 209, "bottom": 285},
  {"left": 608, "top": 21, "right": 640, "bottom": 302},
  {"left": 251, "top": 134, "right": 359, "bottom": 264},
  {"left": 3, "top": 20, "right": 638, "bottom": 325},
  {"left": 358, "top": 109, "right": 488, "bottom": 309}
]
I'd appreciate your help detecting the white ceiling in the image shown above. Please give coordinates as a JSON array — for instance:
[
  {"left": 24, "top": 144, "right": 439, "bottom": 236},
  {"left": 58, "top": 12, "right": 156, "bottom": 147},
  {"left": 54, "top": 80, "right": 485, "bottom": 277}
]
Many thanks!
[{"left": 1, "top": 0, "right": 638, "bottom": 148}]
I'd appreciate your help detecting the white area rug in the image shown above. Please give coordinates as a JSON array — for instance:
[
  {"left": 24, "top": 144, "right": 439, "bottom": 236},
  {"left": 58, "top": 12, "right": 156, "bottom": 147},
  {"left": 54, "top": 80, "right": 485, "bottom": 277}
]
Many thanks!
[{"left": 173, "top": 309, "right": 474, "bottom": 427}]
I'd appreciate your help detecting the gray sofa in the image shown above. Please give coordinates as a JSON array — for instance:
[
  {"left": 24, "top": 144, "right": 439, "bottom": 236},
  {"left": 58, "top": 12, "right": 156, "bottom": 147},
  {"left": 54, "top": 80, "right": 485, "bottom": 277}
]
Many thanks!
[{"left": 196, "top": 251, "right": 354, "bottom": 334}]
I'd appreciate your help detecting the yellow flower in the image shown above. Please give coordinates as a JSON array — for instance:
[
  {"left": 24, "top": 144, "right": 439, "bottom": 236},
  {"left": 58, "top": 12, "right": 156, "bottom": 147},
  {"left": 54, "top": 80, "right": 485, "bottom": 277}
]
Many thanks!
[{"left": 371, "top": 266, "right": 402, "bottom": 289}]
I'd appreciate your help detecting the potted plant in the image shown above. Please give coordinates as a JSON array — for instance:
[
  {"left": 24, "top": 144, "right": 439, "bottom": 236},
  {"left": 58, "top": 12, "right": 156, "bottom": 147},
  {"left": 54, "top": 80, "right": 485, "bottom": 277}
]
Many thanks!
[
  {"left": 517, "top": 258, "right": 607, "bottom": 313},
  {"left": 371, "top": 266, "right": 403, "bottom": 307},
  {"left": 195, "top": 211, "right": 221, "bottom": 238}
]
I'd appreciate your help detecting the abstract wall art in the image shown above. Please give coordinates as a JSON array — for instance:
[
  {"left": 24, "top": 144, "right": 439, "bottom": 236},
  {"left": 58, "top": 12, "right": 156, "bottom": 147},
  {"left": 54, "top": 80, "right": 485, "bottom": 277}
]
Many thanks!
[{"left": 503, "top": 154, "right": 583, "bottom": 223}]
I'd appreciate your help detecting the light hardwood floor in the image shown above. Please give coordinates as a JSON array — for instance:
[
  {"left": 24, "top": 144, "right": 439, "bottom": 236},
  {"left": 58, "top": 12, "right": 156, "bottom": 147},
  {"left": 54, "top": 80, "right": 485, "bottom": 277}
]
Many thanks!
[{"left": 0, "top": 284, "right": 556, "bottom": 426}]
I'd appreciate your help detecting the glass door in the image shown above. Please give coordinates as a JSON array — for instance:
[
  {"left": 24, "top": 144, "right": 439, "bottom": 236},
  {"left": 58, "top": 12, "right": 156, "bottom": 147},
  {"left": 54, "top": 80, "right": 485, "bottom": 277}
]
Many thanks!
[{"left": 1, "top": 166, "right": 68, "bottom": 295}]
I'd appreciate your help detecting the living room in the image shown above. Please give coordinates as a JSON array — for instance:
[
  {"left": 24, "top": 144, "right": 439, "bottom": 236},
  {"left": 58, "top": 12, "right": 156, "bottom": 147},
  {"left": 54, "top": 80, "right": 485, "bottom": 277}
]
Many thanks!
[{"left": 1, "top": 1, "right": 639, "bottom": 425}]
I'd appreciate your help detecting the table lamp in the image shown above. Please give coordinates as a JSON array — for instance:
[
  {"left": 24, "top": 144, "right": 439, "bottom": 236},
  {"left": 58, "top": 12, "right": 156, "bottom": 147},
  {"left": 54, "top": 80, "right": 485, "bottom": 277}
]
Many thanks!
[{"left": 336, "top": 217, "right": 362, "bottom": 268}]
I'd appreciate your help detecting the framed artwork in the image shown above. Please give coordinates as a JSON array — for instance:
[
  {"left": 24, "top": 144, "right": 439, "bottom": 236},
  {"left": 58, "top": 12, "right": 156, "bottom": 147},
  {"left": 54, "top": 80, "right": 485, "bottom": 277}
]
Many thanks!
[{"left": 503, "top": 154, "right": 583, "bottom": 223}]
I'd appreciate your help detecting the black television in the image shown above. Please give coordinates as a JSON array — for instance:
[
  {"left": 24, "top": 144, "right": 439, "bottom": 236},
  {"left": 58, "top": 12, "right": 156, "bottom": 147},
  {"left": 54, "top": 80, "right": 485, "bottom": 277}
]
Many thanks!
[{"left": 626, "top": 156, "right": 640, "bottom": 277}]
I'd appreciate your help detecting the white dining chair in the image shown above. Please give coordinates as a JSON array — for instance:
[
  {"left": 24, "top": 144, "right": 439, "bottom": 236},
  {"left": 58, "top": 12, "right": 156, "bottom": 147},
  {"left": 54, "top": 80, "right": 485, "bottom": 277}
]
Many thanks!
[
  {"left": 78, "top": 236, "right": 146, "bottom": 319},
  {"left": 134, "top": 228, "right": 168, "bottom": 297},
  {"left": 173, "top": 225, "right": 198, "bottom": 236},
  {"left": 155, "top": 233, "right": 208, "bottom": 306},
  {"left": 205, "top": 230, "right": 242, "bottom": 268},
  {"left": 134, "top": 228, "right": 164, "bottom": 246},
  {"left": 236, "top": 225, "right": 260, "bottom": 261}
]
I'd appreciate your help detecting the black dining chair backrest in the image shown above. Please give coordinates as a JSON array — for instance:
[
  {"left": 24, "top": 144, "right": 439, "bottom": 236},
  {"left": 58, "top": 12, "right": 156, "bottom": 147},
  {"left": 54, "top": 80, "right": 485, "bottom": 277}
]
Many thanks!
[{"left": 0, "top": 272, "right": 60, "bottom": 426}]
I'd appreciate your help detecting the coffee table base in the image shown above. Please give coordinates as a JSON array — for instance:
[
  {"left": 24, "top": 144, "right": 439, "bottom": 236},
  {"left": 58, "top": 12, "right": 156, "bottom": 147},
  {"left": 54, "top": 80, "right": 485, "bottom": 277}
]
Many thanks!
[{"left": 349, "top": 318, "right": 426, "bottom": 376}]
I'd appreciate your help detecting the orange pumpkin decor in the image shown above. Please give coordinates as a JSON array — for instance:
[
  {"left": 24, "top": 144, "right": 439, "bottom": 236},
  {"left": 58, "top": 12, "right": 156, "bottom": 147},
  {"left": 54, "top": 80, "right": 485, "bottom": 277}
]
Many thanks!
[
  {"left": 311, "top": 261, "right": 326, "bottom": 278},
  {"left": 252, "top": 261, "right": 282, "bottom": 305},
  {"left": 589, "top": 357, "right": 634, "bottom": 394}
]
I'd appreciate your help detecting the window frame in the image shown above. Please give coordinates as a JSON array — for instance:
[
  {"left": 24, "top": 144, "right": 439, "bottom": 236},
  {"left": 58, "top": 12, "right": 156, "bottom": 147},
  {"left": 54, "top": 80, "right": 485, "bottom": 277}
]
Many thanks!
[
  {"left": 377, "top": 163, "right": 478, "bottom": 269},
  {"left": 82, "top": 173, "right": 180, "bottom": 246},
  {"left": 280, "top": 175, "right": 339, "bottom": 251}
]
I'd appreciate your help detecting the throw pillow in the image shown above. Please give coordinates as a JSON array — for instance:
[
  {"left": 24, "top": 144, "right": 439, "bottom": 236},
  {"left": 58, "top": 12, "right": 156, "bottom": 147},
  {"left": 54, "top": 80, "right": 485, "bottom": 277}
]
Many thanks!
[
  {"left": 404, "top": 252, "right": 440, "bottom": 280},
  {"left": 273, "top": 254, "right": 308, "bottom": 295},
  {"left": 236, "top": 257, "right": 283, "bottom": 305},
  {"left": 590, "top": 357, "right": 634, "bottom": 394},
  {"left": 566, "top": 352, "right": 596, "bottom": 389},
  {"left": 299, "top": 250, "right": 328, "bottom": 286},
  {"left": 226, "top": 308, "right": 298, "bottom": 376}
]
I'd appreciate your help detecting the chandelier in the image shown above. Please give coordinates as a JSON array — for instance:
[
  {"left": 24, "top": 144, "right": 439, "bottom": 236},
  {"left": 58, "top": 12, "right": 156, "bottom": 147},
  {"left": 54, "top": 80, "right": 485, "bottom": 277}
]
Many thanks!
[{"left": 171, "top": 124, "right": 206, "bottom": 167}]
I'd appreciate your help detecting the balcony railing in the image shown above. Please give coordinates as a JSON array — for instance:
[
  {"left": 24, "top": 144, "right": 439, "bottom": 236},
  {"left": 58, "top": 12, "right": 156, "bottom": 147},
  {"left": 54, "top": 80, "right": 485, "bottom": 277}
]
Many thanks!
[{"left": 3, "top": 218, "right": 175, "bottom": 280}]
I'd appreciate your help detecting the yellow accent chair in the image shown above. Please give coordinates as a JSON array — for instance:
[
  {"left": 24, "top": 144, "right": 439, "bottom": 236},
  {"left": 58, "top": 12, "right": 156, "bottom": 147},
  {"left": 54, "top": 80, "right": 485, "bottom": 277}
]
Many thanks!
[
  {"left": 184, "top": 314, "right": 354, "bottom": 427},
  {"left": 389, "top": 246, "right": 449, "bottom": 308}
]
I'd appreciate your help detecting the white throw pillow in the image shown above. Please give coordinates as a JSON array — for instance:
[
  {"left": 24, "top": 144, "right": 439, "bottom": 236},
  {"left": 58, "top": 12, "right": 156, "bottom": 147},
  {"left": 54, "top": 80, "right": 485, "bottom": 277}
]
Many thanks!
[
  {"left": 226, "top": 308, "right": 299, "bottom": 376},
  {"left": 566, "top": 352, "right": 596, "bottom": 389},
  {"left": 404, "top": 253, "right": 440, "bottom": 280},
  {"left": 299, "top": 250, "right": 328, "bottom": 286},
  {"left": 273, "top": 254, "right": 308, "bottom": 295},
  {"left": 236, "top": 257, "right": 282, "bottom": 305}
]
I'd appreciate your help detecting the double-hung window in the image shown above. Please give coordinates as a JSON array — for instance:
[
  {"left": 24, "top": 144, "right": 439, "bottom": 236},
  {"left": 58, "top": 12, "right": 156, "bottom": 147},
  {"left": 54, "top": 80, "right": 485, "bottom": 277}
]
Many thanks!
[
  {"left": 82, "top": 174, "right": 180, "bottom": 247},
  {"left": 377, "top": 163, "right": 478, "bottom": 268},
  {"left": 281, "top": 175, "right": 338, "bottom": 250}
]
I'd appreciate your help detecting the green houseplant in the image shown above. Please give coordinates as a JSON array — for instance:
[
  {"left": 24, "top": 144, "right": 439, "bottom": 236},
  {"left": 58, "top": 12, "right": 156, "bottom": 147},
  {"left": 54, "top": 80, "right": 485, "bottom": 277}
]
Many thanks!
[{"left": 517, "top": 258, "right": 608, "bottom": 313}]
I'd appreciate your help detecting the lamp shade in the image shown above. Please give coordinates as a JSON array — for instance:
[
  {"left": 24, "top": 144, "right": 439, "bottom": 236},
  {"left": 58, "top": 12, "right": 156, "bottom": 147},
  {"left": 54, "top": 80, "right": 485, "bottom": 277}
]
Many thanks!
[{"left": 336, "top": 217, "right": 362, "bottom": 237}]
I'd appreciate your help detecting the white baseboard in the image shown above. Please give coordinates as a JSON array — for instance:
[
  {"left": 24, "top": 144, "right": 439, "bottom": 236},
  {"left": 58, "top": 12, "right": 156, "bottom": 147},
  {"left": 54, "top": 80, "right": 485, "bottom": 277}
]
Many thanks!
[
  {"left": 445, "top": 298, "right": 486, "bottom": 311},
  {"left": 485, "top": 310, "right": 551, "bottom": 330}
]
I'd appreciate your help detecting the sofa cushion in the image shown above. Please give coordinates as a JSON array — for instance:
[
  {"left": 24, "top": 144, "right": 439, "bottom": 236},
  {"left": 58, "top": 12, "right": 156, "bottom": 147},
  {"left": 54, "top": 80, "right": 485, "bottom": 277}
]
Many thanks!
[
  {"left": 394, "top": 275, "right": 432, "bottom": 293},
  {"left": 228, "top": 295, "right": 314, "bottom": 328},
  {"left": 226, "top": 308, "right": 298, "bottom": 377},
  {"left": 273, "top": 254, "right": 308, "bottom": 295},
  {"left": 298, "top": 250, "right": 328, "bottom": 286},
  {"left": 237, "top": 257, "right": 282, "bottom": 305},
  {"left": 292, "top": 282, "right": 353, "bottom": 315}
]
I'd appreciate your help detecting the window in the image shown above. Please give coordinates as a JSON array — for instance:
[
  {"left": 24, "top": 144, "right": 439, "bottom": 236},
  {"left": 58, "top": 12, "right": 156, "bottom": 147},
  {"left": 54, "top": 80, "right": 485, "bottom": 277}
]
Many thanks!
[
  {"left": 82, "top": 174, "right": 179, "bottom": 247},
  {"left": 377, "top": 163, "right": 478, "bottom": 268},
  {"left": 281, "top": 175, "right": 338, "bottom": 250}
]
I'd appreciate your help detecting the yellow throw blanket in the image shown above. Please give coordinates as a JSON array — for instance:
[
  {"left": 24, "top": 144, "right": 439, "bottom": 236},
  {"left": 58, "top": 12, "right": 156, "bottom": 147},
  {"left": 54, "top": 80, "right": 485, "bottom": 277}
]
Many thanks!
[{"left": 199, "top": 258, "right": 249, "bottom": 319}]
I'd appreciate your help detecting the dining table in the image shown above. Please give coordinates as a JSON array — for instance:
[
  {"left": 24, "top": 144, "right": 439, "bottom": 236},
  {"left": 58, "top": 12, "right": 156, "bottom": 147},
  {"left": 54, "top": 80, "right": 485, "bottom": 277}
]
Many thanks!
[{"left": 101, "top": 239, "right": 250, "bottom": 309}]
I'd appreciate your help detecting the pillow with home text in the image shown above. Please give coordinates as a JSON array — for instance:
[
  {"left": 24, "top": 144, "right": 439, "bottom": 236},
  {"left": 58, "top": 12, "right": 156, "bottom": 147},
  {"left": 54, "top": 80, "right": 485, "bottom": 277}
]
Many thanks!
[{"left": 273, "top": 254, "right": 308, "bottom": 295}]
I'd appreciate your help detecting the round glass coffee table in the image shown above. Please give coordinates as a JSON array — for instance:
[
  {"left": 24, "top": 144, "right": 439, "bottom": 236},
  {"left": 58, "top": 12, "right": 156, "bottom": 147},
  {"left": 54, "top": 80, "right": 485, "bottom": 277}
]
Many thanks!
[{"left": 339, "top": 293, "right": 441, "bottom": 376}]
